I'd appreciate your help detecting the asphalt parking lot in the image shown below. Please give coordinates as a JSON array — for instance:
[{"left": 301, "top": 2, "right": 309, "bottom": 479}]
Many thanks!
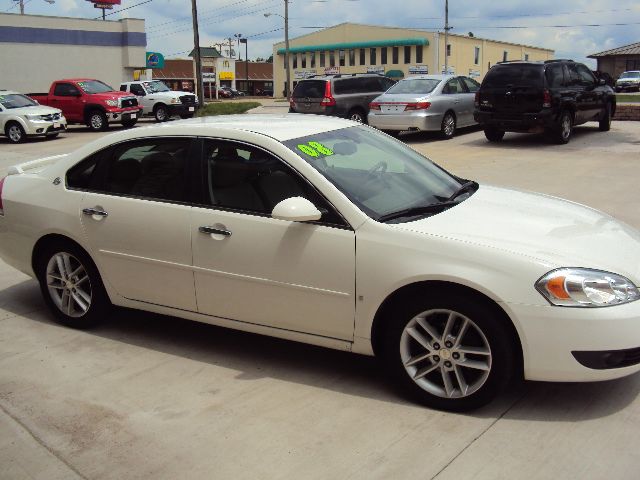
[{"left": 1, "top": 117, "right": 640, "bottom": 479}]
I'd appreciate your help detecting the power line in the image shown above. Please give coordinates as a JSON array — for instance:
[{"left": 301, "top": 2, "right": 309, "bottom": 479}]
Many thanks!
[
  {"left": 147, "top": 0, "right": 254, "bottom": 30},
  {"left": 417, "top": 7, "right": 638, "bottom": 20}
]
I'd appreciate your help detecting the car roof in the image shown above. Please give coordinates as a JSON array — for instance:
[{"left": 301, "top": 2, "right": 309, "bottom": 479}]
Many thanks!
[
  {"left": 86, "top": 114, "right": 358, "bottom": 144},
  {"left": 400, "top": 74, "right": 453, "bottom": 81},
  {"left": 0, "top": 90, "right": 21, "bottom": 95}
]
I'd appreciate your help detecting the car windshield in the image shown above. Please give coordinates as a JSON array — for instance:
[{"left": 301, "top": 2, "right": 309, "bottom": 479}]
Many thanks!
[
  {"left": 284, "top": 126, "right": 470, "bottom": 222},
  {"left": 77, "top": 80, "right": 115, "bottom": 94},
  {"left": 621, "top": 72, "right": 640, "bottom": 79},
  {"left": 386, "top": 79, "right": 441, "bottom": 95},
  {"left": 0, "top": 94, "right": 38, "bottom": 109},
  {"left": 144, "top": 81, "right": 171, "bottom": 93}
]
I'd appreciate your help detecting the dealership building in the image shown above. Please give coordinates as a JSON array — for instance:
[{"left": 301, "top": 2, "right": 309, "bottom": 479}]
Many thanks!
[
  {"left": 272, "top": 23, "right": 554, "bottom": 97},
  {"left": 0, "top": 12, "right": 146, "bottom": 93}
]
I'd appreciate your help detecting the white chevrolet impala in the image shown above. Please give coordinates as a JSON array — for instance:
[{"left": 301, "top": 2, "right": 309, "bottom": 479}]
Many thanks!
[{"left": 1, "top": 115, "right": 639, "bottom": 411}]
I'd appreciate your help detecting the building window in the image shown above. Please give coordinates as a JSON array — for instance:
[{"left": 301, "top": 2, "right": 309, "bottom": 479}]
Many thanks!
[
  {"left": 301, "top": 52, "right": 306, "bottom": 68},
  {"left": 339, "top": 49, "right": 345, "bottom": 67},
  {"left": 524, "top": 53, "right": 529, "bottom": 61},
  {"left": 446, "top": 44, "right": 451, "bottom": 57},
  {"left": 404, "top": 46, "right": 411, "bottom": 64},
  {"left": 381, "top": 47, "right": 387, "bottom": 65},
  {"left": 310, "top": 52, "right": 316, "bottom": 68},
  {"left": 416, "top": 45, "right": 423, "bottom": 63},
  {"left": 320, "top": 51, "right": 325, "bottom": 67},
  {"left": 293, "top": 53, "right": 298, "bottom": 69},
  {"left": 503, "top": 51, "right": 508, "bottom": 62},
  {"left": 392, "top": 46, "right": 399, "bottom": 64},
  {"left": 370, "top": 48, "right": 377, "bottom": 65},
  {"left": 474, "top": 46, "right": 480, "bottom": 65},
  {"left": 349, "top": 49, "right": 355, "bottom": 66},
  {"left": 359, "top": 48, "right": 365, "bottom": 65},
  {"left": 329, "top": 50, "right": 335, "bottom": 67}
]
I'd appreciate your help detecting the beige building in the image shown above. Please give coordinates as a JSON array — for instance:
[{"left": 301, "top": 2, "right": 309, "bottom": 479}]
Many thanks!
[
  {"left": 0, "top": 13, "right": 146, "bottom": 93},
  {"left": 272, "top": 23, "right": 554, "bottom": 97}
]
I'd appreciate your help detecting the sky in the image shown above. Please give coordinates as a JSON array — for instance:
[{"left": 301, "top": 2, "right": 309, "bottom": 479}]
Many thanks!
[{"left": 5, "top": 0, "right": 640, "bottom": 67}]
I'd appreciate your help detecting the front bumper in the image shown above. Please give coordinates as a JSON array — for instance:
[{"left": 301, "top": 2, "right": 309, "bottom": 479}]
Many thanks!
[
  {"left": 23, "top": 118, "right": 68, "bottom": 136},
  {"left": 474, "top": 108, "right": 555, "bottom": 132},
  {"left": 105, "top": 108, "right": 143, "bottom": 123},
  {"left": 615, "top": 82, "right": 640, "bottom": 92},
  {"left": 167, "top": 103, "right": 197, "bottom": 116},
  {"left": 368, "top": 111, "right": 443, "bottom": 131},
  {"left": 505, "top": 300, "right": 640, "bottom": 382}
]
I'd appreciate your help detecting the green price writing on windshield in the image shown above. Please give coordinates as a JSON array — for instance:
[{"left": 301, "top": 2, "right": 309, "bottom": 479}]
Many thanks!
[{"left": 297, "top": 141, "right": 334, "bottom": 158}]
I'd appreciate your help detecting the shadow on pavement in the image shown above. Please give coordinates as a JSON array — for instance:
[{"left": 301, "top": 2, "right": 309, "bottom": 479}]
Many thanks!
[{"left": 2, "top": 279, "right": 639, "bottom": 419}]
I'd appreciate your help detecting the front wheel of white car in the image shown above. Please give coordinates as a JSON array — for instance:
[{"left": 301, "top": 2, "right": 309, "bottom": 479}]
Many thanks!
[
  {"left": 36, "top": 240, "right": 111, "bottom": 329},
  {"left": 381, "top": 293, "right": 516, "bottom": 411}
]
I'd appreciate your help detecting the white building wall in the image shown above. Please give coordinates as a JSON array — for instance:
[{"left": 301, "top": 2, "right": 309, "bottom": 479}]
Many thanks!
[{"left": 0, "top": 13, "right": 146, "bottom": 93}]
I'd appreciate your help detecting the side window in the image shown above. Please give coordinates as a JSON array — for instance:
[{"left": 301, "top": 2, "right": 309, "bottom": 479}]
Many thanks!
[
  {"left": 460, "top": 77, "right": 480, "bottom": 92},
  {"left": 380, "top": 78, "right": 395, "bottom": 91},
  {"left": 442, "top": 78, "right": 463, "bottom": 94},
  {"left": 119, "top": 85, "right": 127, "bottom": 92},
  {"left": 333, "top": 78, "right": 358, "bottom": 95},
  {"left": 101, "top": 138, "right": 191, "bottom": 202},
  {"left": 545, "top": 65, "right": 565, "bottom": 88},
  {"left": 360, "top": 77, "right": 382, "bottom": 93},
  {"left": 66, "top": 152, "right": 102, "bottom": 190},
  {"left": 203, "top": 140, "right": 343, "bottom": 224},
  {"left": 576, "top": 64, "right": 596, "bottom": 87},
  {"left": 53, "top": 83, "right": 79, "bottom": 97},
  {"left": 130, "top": 84, "right": 145, "bottom": 96}
]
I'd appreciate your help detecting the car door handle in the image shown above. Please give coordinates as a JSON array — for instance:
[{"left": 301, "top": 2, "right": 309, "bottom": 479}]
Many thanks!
[
  {"left": 82, "top": 207, "right": 108, "bottom": 217},
  {"left": 199, "top": 226, "right": 232, "bottom": 236}
]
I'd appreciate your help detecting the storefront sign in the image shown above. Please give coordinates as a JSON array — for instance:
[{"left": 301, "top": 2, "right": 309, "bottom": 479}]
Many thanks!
[
  {"left": 145, "top": 52, "right": 165, "bottom": 69},
  {"left": 294, "top": 70, "right": 317, "bottom": 79},
  {"left": 219, "top": 72, "right": 234, "bottom": 80},
  {"left": 441, "top": 66, "right": 456, "bottom": 75},
  {"left": 367, "top": 66, "right": 385, "bottom": 75},
  {"left": 203, "top": 72, "right": 216, "bottom": 79},
  {"left": 409, "top": 65, "right": 429, "bottom": 74},
  {"left": 324, "top": 67, "right": 340, "bottom": 75},
  {"left": 468, "top": 69, "right": 481, "bottom": 78}
]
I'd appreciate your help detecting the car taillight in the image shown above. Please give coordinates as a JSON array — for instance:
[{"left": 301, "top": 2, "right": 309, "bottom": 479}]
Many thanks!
[
  {"left": 474, "top": 91, "right": 480, "bottom": 107},
  {"left": 543, "top": 89, "right": 552, "bottom": 108},
  {"left": 370, "top": 102, "right": 381, "bottom": 110},
  {"left": 404, "top": 102, "right": 431, "bottom": 111},
  {"left": 321, "top": 82, "right": 336, "bottom": 107},
  {"left": 289, "top": 97, "right": 295, "bottom": 109},
  {"left": 0, "top": 176, "right": 5, "bottom": 215}
]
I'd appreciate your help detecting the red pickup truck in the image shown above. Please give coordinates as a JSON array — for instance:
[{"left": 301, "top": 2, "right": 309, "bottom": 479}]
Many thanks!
[{"left": 29, "top": 79, "right": 142, "bottom": 131}]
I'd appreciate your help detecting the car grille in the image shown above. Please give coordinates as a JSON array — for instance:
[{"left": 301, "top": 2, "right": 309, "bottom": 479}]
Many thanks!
[
  {"left": 120, "top": 97, "right": 138, "bottom": 108},
  {"left": 41, "top": 112, "right": 62, "bottom": 121},
  {"left": 180, "top": 95, "right": 197, "bottom": 105}
]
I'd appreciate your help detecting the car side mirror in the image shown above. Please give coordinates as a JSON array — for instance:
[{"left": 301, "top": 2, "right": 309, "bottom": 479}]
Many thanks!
[
  {"left": 272, "top": 197, "right": 322, "bottom": 222},
  {"left": 598, "top": 78, "right": 606, "bottom": 86}
]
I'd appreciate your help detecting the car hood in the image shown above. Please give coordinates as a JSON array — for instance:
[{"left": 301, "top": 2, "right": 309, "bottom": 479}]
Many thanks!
[
  {"left": 148, "top": 91, "right": 187, "bottom": 98},
  {"left": 6, "top": 105, "right": 62, "bottom": 116},
  {"left": 391, "top": 185, "right": 640, "bottom": 282}
]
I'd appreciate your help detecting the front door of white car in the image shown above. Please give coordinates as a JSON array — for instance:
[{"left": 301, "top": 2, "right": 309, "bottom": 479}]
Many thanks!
[
  {"left": 77, "top": 137, "right": 197, "bottom": 311},
  {"left": 190, "top": 140, "right": 356, "bottom": 340}
]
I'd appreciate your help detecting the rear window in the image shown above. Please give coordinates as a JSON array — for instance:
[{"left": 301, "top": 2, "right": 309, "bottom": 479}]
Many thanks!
[
  {"left": 621, "top": 72, "right": 640, "bottom": 78},
  {"left": 387, "top": 79, "right": 440, "bottom": 95},
  {"left": 482, "top": 65, "right": 544, "bottom": 88},
  {"left": 293, "top": 80, "right": 326, "bottom": 98}
]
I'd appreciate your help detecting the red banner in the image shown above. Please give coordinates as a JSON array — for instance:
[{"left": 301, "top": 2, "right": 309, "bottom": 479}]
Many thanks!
[{"left": 87, "top": 0, "right": 121, "bottom": 5}]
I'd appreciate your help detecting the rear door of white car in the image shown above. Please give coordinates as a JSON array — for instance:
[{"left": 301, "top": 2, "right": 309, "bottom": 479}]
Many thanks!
[
  {"left": 190, "top": 139, "right": 356, "bottom": 340},
  {"left": 73, "top": 136, "right": 198, "bottom": 311}
]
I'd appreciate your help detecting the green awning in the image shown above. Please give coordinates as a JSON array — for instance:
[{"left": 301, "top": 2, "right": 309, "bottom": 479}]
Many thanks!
[
  {"left": 385, "top": 70, "right": 405, "bottom": 78},
  {"left": 277, "top": 38, "right": 429, "bottom": 55}
]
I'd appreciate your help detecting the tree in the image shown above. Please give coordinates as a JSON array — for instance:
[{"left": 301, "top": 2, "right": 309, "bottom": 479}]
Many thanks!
[{"left": 266, "top": 55, "right": 273, "bottom": 63}]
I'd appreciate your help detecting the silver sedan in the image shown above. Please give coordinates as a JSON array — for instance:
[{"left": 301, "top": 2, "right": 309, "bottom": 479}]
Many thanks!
[{"left": 368, "top": 74, "right": 480, "bottom": 139}]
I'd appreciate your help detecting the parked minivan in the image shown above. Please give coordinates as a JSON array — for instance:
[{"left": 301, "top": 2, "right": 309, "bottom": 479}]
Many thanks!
[{"left": 289, "top": 74, "right": 395, "bottom": 124}]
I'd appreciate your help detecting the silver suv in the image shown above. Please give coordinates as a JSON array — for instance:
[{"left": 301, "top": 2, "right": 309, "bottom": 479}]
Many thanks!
[{"left": 289, "top": 74, "right": 395, "bottom": 124}]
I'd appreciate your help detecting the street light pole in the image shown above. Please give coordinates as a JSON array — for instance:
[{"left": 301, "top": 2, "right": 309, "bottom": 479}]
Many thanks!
[
  {"left": 284, "top": 0, "right": 291, "bottom": 98},
  {"left": 191, "top": 0, "right": 205, "bottom": 106},
  {"left": 444, "top": 0, "right": 450, "bottom": 74},
  {"left": 240, "top": 38, "right": 249, "bottom": 95}
]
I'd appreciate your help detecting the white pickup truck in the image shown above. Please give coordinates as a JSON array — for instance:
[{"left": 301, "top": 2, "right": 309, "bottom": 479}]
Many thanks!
[{"left": 119, "top": 81, "right": 198, "bottom": 122}]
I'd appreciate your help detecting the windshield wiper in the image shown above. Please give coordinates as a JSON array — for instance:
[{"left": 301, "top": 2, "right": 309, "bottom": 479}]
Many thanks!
[
  {"left": 446, "top": 181, "right": 478, "bottom": 202},
  {"left": 377, "top": 200, "right": 459, "bottom": 223}
]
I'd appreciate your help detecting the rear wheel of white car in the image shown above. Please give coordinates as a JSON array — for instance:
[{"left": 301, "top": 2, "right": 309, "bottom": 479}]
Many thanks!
[
  {"left": 381, "top": 293, "right": 516, "bottom": 411},
  {"left": 5, "top": 122, "right": 26, "bottom": 143},
  {"left": 348, "top": 108, "right": 367, "bottom": 124},
  {"left": 440, "top": 112, "right": 456, "bottom": 139},
  {"left": 87, "top": 110, "right": 108, "bottom": 132},
  {"left": 154, "top": 104, "right": 168, "bottom": 122},
  {"left": 36, "top": 240, "right": 111, "bottom": 329}
]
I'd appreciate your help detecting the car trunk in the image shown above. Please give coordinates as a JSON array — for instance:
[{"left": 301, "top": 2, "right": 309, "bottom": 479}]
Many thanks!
[
  {"left": 291, "top": 80, "right": 328, "bottom": 114},
  {"left": 479, "top": 65, "right": 545, "bottom": 115}
]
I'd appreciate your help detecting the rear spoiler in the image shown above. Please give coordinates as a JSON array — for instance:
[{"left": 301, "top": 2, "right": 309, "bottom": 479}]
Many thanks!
[{"left": 7, "top": 154, "right": 66, "bottom": 176}]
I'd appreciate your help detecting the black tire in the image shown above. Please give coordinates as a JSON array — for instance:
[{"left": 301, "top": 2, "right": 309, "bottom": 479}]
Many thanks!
[
  {"left": 121, "top": 119, "right": 137, "bottom": 128},
  {"left": 599, "top": 102, "right": 612, "bottom": 131},
  {"left": 5, "top": 122, "right": 26, "bottom": 143},
  {"left": 180, "top": 114, "right": 194, "bottom": 119},
  {"left": 380, "top": 292, "right": 516, "bottom": 411},
  {"left": 154, "top": 104, "right": 169, "bottom": 122},
  {"left": 440, "top": 111, "right": 456, "bottom": 139},
  {"left": 348, "top": 108, "right": 367, "bottom": 124},
  {"left": 35, "top": 239, "right": 111, "bottom": 329},
  {"left": 550, "top": 110, "right": 573, "bottom": 144},
  {"left": 87, "top": 110, "right": 108, "bottom": 131},
  {"left": 484, "top": 127, "right": 505, "bottom": 142}
]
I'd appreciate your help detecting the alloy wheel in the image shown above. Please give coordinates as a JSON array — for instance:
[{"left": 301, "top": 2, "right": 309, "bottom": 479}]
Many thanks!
[
  {"left": 46, "top": 252, "right": 92, "bottom": 318},
  {"left": 400, "top": 309, "right": 492, "bottom": 399},
  {"left": 91, "top": 114, "right": 104, "bottom": 130},
  {"left": 8, "top": 125, "right": 23, "bottom": 143},
  {"left": 561, "top": 114, "right": 571, "bottom": 141}
]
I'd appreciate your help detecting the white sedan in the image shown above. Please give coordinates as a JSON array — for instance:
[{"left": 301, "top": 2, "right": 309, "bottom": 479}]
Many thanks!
[{"left": 0, "top": 115, "right": 639, "bottom": 411}]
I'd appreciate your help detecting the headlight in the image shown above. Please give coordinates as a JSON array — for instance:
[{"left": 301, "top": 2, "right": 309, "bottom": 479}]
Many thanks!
[
  {"left": 536, "top": 268, "right": 640, "bottom": 307},
  {"left": 105, "top": 100, "right": 119, "bottom": 107},
  {"left": 170, "top": 98, "right": 181, "bottom": 104},
  {"left": 25, "top": 114, "right": 45, "bottom": 121}
]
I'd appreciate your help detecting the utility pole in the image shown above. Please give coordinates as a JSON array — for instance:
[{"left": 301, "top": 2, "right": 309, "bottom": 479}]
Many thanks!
[
  {"left": 20, "top": 0, "right": 24, "bottom": 14},
  {"left": 444, "top": 0, "right": 450, "bottom": 74},
  {"left": 242, "top": 38, "right": 249, "bottom": 95},
  {"left": 191, "top": 0, "right": 205, "bottom": 107},
  {"left": 284, "top": 0, "right": 291, "bottom": 98}
]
